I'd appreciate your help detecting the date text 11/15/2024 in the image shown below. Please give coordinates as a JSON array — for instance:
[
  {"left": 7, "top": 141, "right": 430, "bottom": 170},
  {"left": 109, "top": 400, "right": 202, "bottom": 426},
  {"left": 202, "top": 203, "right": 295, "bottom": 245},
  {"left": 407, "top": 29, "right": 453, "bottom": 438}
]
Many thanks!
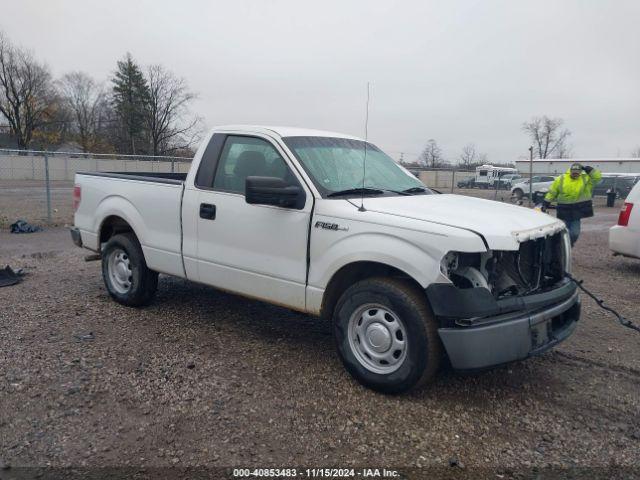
[{"left": 232, "top": 468, "right": 400, "bottom": 478}]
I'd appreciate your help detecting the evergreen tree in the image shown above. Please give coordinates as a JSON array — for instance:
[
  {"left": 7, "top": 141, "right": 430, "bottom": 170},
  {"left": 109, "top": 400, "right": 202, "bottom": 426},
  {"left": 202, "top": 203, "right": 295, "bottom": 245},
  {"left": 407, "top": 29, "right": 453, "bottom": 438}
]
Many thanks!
[{"left": 111, "top": 53, "right": 149, "bottom": 154}]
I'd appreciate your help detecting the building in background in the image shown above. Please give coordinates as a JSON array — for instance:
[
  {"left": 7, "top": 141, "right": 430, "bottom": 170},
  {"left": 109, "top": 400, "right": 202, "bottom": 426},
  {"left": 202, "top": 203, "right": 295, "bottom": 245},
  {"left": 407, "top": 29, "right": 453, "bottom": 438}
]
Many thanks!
[{"left": 515, "top": 158, "right": 640, "bottom": 175}]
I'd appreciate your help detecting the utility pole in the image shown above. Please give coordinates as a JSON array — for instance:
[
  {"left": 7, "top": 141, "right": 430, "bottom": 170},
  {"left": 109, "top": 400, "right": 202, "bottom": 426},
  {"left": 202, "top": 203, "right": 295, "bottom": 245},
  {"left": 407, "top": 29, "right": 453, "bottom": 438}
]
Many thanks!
[
  {"left": 44, "top": 151, "right": 52, "bottom": 224},
  {"left": 528, "top": 146, "right": 533, "bottom": 206}
]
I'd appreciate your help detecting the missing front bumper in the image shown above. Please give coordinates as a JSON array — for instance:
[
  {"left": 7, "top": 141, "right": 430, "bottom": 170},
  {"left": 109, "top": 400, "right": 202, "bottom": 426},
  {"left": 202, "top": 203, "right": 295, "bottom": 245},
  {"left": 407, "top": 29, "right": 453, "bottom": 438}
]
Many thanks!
[{"left": 432, "top": 286, "right": 580, "bottom": 370}]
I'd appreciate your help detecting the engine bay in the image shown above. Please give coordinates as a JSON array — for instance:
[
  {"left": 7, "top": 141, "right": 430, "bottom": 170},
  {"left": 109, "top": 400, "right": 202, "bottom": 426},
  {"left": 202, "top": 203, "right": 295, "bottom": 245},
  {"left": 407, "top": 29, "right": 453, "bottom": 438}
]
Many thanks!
[{"left": 442, "top": 232, "right": 569, "bottom": 299}]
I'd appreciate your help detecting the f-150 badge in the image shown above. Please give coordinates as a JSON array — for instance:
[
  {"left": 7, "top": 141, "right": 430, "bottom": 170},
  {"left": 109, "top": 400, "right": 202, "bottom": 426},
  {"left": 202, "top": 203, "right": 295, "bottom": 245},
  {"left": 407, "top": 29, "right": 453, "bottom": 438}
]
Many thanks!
[{"left": 315, "top": 221, "right": 349, "bottom": 231}]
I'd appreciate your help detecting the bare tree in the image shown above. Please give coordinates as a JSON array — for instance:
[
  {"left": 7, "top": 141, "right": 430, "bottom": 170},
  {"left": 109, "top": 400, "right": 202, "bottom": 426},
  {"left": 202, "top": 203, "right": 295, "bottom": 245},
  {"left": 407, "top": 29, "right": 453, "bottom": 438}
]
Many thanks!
[
  {"left": 59, "top": 72, "right": 109, "bottom": 152},
  {"left": 631, "top": 147, "right": 640, "bottom": 158},
  {"left": 459, "top": 143, "right": 478, "bottom": 167},
  {"left": 557, "top": 143, "right": 573, "bottom": 159},
  {"left": 30, "top": 95, "right": 72, "bottom": 148},
  {"left": 522, "top": 116, "right": 571, "bottom": 159},
  {"left": 144, "top": 65, "right": 201, "bottom": 155},
  {"left": 419, "top": 139, "right": 444, "bottom": 167},
  {"left": 459, "top": 143, "right": 490, "bottom": 168},
  {"left": 0, "top": 31, "right": 55, "bottom": 148}
]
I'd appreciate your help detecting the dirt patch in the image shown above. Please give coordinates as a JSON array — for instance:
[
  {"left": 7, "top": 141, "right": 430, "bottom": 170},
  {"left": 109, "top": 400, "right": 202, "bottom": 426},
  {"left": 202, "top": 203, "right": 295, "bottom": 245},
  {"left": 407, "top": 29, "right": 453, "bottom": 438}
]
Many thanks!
[{"left": 0, "top": 215, "right": 639, "bottom": 476}]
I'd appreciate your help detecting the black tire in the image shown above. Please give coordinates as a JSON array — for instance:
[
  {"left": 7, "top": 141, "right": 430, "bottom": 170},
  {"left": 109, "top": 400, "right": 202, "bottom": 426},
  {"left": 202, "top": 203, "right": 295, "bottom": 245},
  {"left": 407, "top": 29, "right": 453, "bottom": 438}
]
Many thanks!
[
  {"left": 333, "top": 277, "right": 442, "bottom": 394},
  {"left": 513, "top": 188, "right": 524, "bottom": 199},
  {"left": 531, "top": 191, "right": 542, "bottom": 204},
  {"left": 101, "top": 233, "right": 158, "bottom": 307}
]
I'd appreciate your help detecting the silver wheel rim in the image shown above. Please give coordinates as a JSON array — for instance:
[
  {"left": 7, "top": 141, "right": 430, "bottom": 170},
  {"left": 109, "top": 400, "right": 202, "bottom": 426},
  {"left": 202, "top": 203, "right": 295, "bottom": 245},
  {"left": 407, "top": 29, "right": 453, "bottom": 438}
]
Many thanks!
[
  {"left": 347, "top": 303, "right": 407, "bottom": 374},
  {"left": 107, "top": 248, "right": 132, "bottom": 294}
]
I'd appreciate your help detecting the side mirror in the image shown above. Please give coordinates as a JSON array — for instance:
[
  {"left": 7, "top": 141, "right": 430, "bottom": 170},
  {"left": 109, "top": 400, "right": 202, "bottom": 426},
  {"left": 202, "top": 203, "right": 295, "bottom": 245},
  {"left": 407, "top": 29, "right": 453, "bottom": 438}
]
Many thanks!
[{"left": 245, "top": 176, "right": 304, "bottom": 209}]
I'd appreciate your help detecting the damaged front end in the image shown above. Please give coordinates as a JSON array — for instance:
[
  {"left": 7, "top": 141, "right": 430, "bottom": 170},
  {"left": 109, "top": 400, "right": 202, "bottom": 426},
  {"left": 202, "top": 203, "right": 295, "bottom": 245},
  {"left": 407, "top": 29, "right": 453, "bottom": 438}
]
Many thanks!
[
  {"left": 428, "top": 228, "right": 580, "bottom": 370},
  {"left": 441, "top": 229, "right": 570, "bottom": 301}
]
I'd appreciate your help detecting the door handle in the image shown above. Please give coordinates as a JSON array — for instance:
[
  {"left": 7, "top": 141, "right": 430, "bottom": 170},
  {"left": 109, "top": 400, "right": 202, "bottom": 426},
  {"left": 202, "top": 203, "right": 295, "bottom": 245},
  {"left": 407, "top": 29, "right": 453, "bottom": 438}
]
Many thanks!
[{"left": 199, "top": 203, "right": 216, "bottom": 220}]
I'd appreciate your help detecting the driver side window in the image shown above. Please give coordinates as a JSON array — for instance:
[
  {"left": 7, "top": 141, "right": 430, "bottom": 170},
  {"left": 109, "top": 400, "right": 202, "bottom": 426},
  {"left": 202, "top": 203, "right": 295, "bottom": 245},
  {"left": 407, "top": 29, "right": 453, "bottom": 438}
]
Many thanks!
[{"left": 212, "top": 136, "right": 293, "bottom": 194}]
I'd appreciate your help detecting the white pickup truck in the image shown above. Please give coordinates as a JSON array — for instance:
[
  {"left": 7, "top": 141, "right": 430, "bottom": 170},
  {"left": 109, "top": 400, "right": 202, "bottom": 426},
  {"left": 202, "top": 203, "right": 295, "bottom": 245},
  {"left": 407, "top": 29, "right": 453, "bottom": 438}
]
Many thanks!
[{"left": 71, "top": 125, "right": 580, "bottom": 393}]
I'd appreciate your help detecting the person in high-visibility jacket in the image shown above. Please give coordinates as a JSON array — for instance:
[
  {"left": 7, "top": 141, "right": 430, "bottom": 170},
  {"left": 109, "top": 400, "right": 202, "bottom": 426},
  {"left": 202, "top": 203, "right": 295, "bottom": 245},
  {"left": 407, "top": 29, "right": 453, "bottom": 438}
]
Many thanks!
[{"left": 543, "top": 163, "right": 602, "bottom": 246}]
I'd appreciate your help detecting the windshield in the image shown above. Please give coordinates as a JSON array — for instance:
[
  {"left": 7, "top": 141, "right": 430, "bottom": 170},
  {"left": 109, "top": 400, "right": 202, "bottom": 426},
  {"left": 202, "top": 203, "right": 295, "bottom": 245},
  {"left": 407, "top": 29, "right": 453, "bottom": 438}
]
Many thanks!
[{"left": 282, "top": 136, "right": 431, "bottom": 197}]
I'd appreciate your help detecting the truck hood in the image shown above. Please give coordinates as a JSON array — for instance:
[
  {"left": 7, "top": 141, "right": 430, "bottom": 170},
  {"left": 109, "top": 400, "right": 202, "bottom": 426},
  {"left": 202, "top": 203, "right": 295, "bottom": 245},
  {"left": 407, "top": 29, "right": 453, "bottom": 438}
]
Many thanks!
[{"left": 362, "top": 194, "right": 565, "bottom": 250}]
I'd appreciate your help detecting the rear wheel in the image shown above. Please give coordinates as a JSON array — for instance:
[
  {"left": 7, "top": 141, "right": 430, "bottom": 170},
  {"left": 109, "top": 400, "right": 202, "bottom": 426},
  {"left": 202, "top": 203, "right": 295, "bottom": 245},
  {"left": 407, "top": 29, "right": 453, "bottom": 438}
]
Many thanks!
[
  {"left": 102, "top": 233, "right": 158, "bottom": 307},
  {"left": 333, "top": 277, "right": 441, "bottom": 393}
]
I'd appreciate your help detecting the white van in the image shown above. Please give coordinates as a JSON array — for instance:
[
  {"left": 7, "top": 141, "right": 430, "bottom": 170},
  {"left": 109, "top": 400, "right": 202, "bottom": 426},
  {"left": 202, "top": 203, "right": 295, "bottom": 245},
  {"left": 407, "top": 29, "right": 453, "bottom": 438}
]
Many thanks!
[{"left": 475, "top": 165, "right": 518, "bottom": 189}]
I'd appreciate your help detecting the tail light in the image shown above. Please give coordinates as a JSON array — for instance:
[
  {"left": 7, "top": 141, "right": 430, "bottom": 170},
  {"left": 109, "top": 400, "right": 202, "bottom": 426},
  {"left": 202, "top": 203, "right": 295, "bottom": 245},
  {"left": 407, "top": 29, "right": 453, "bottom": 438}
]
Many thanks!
[
  {"left": 618, "top": 202, "right": 633, "bottom": 226},
  {"left": 72, "top": 185, "right": 81, "bottom": 212}
]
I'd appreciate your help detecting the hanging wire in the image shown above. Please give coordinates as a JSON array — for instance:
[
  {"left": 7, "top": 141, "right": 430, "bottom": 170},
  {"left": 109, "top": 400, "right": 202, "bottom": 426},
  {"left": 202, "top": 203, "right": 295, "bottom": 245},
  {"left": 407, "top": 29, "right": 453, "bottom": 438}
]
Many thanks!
[{"left": 566, "top": 272, "right": 640, "bottom": 334}]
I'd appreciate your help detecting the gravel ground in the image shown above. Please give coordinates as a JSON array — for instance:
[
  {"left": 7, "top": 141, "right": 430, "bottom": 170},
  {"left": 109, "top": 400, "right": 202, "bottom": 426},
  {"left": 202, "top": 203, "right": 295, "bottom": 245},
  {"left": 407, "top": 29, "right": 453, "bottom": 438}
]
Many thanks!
[
  {"left": 1, "top": 209, "right": 639, "bottom": 479},
  {"left": 0, "top": 180, "right": 74, "bottom": 228}
]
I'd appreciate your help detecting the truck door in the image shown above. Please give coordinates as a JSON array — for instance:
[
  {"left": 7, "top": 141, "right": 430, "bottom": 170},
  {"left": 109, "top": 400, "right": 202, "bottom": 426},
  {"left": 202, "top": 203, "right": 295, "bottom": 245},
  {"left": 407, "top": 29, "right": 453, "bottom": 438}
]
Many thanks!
[{"left": 188, "top": 134, "right": 312, "bottom": 311}]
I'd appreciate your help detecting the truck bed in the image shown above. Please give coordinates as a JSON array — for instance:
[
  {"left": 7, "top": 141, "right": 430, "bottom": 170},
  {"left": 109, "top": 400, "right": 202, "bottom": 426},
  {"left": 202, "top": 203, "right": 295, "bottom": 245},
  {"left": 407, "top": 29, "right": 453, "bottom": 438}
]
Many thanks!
[{"left": 74, "top": 171, "right": 186, "bottom": 278}]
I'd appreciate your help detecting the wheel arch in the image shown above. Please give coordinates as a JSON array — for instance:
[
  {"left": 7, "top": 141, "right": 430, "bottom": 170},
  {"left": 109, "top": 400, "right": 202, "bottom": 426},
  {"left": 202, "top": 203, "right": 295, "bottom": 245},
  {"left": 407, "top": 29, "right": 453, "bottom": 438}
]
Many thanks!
[
  {"left": 93, "top": 195, "right": 147, "bottom": 250},
  {"left": 99, "top": 215, "right": 138, "bottom": 245},
  {"left": 319, "top": 261, "right": 426, "bottom": 321}
]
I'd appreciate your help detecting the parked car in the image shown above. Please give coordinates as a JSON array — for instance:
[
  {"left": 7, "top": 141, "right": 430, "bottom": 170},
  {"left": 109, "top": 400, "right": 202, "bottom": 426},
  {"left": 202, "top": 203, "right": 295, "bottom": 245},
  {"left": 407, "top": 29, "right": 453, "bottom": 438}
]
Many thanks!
[
  {"left": 71, "top": 125, "right": 579, "bottom": 393},
  {"left": 610, "top": 180, "right": 640, "bottom": 259},
  {"left": 511, "top": 176, "right": 556, "bottom": 199},
  {"left": 593, "top": 175, "right": 639, "bottom": 199},
  {"left": 496, "top": 174, "right": 522, "bottom": 190},
  {"left": 456, "top": 177, "right": 475, "bottom": 188}
]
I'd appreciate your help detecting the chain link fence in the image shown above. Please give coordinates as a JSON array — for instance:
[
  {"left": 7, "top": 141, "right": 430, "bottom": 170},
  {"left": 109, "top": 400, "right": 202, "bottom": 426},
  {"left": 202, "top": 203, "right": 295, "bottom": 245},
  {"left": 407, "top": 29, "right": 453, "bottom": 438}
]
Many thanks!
[
  {"left": 0, "top": 149, "right": 191, "bottom": 228},
  {"left": 1, "top": 152, "right": 630, "bottom": 230},
  {"left": 410, "top": 167, "right": 516, "bottom": 202},
  {"left": 409, "top": 166, "right": 635, "bottom": 208}
]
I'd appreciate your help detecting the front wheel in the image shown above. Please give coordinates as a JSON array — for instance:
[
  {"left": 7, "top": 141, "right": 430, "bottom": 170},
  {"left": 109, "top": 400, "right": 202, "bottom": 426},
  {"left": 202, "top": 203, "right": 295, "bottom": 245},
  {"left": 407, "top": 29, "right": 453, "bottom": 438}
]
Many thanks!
[
  {"left": 512, "top": 188, "right": 524, "bottom": 199},
  {"left": 333, "top": 277, "right": 441, "bottom": 393},
  {"left": 102, "top": 233, "right": 158, "bottom": 307}
]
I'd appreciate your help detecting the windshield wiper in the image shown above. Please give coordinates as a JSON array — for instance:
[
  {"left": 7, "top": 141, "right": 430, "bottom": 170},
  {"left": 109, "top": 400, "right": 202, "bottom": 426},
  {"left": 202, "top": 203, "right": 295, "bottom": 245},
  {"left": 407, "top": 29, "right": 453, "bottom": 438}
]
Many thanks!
[
  {"left": 380, "top": 189, "right": 412, "bottom": 196},
  {"left": 402, "top": 186, "right": 428, "bottom": 194},
  {"left": 327, "top": 188, "right": 384, "bottom": 198}
]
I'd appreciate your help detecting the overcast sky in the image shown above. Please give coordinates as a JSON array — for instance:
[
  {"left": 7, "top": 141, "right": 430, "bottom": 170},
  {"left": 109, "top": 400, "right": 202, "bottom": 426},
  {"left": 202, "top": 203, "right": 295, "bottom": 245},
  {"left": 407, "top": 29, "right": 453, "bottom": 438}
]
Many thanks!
[{"left": 4, "top": 0, "right": 640, "bottom": 162}]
